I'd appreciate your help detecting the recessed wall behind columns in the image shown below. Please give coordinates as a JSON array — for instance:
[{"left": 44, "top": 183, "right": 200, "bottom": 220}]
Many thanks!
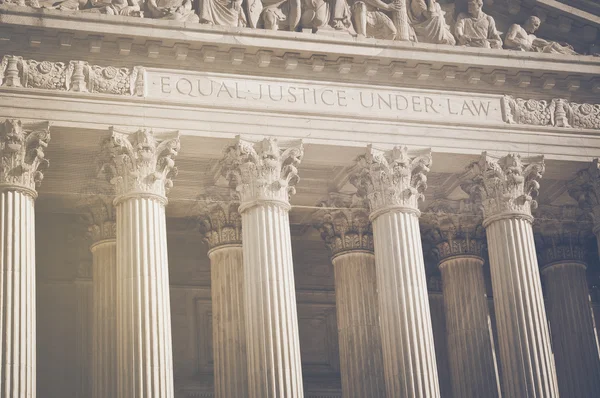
[{"left": 35, "top": 213, "right": 497, "bottom": 397}]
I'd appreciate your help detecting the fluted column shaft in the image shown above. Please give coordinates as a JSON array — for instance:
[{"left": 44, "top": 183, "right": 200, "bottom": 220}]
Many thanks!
[
  {"left": 242, "top": 203, "right": 303, "bottom": 397},
  {"left": 542, "top": 261, "right": 600, "bottom": 397},
  {"left": 0, "top": 190, "right": 36, "bottom": 398},
  {"left": 428, "top": 291, "right": 452, "bottom": 398},
  {"left": 209, "top": 245, "right": 247, "bottom": 398},
  {"left": 116, "top": 196, "right": 174, "bottom": 398},
  {"left": 439, "top": 256, "right": 500, "bottom": 398},
  {"left": 0, "top": 119, "right": 50, "bottom": 398},
  {"left": 91, "top": 239, "right": 117, "bottom": 398},
  {"left": 332, "top": 251, "right": 386, "bottom": 398},
  {"left": 372, "top": 210, "right": 440, "bottom": 397},
  {"left": 75, "top": 277, "right": 92, "bottom": 398},
  {"left": 485, "top": 217, "right": 558, "bottom": 397}
]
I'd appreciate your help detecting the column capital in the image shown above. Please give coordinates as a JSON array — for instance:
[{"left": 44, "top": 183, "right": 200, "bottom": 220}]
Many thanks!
[
  {"left": 461, "top": 152, "right": 545, "bottom": 225},
  {"left": 567, "top": 159, "right": 600, "bottom": 233},
  {"left": 221, "top": 136, "right": 303, "bottom": 212},
  {"left": 80, "top": 196, "right": 116, "bottom": 245},
  {"left": 196, "top": 196, "right": 242, "bottom": 251},
  {"left": 0, "top": 119, "right": 51, "bottom": 197},
  {"left": 534, "top": 205, "right": 589, "bottom": 269},
  {"left": 422, "top": 200, "right": 486, "bottom": 263},
  {"left": 349, "top": 145, "right": 432, "bottom": 219},
  {"left": 100, "top": 127, "right": 180, "bottom": 204},
  {"left": 314, "top": 192, "right": 373, "bottom": 258}
]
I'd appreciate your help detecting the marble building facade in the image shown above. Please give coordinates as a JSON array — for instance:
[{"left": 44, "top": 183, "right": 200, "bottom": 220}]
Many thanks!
[{"left": 0, "top": 0, "right": 599, "bottom": 397}]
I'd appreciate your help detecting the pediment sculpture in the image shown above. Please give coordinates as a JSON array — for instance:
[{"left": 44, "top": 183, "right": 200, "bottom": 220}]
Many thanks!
[
  {"left": 505, "top": 16, "right": 577, "bottom": 55},
  {"left": 198, "top": 0, "right": 247, "bottom": 26},
  {"left": 300, "top": 0, "right": 354, "bottom": 32},
  {"left": 455, "top": 0, "right": 502, "bottom": 49},
  {"left": 407, "top": 0, "right": 455, "bottom": 45},
  {"left": 146, "top": 0, "right": 199, "bottom": 21}
]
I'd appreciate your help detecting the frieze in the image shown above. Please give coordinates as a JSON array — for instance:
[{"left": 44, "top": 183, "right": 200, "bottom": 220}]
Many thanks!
[
  {"left": 0, "top": 55, "right": 145, "bottom": 96},
  {"left": 503, "top": 96, "right": 600, "bottom": 129}
]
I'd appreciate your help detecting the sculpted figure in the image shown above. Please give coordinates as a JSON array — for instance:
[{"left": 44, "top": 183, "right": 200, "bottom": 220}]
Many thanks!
[
  {"left": 455, "top": 0, "right": 501, "bottom": 49},
  {"left": 407, "top": 0, "right": 455, "bottom": 44},
  {"left": 198, "top": 0, "right": 247, "bottom": 26},
  {"left": 256, "top": 0, "right": 301, "bottom": 30},
  {"left": 352, "top": 0, "right": 416, "bottom": 40},
  {"left": 146, "top": 0, "right": 199, "bottom": 21},
  {"left": 505, "top": 16, "right": 577, "bottom": 55},
  {"left": 300, "top": 0, "right": 353, "bottom": 32},
  {"left": 83, "top": 0, "right": 143, "bottom": 16}
]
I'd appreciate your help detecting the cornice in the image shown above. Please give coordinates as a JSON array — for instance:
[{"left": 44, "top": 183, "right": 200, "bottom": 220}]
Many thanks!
[{"left": 0, "top": 6, "right": 599, "bottom": 99}]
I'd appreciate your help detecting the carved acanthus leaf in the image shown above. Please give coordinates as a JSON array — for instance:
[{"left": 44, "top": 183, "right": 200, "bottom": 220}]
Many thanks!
[
  {"left": 421, "top": 199, "right": 485, "bottom": 262},
  {"left": 196, "top": 198, "right": 242, "bottom": 249},
  {"left": 533, "top": 205, "right": 590, "bottom": 267},
  {"left": 349, "top": 145, "right": 432, "bottom": 215},
  {"left": 502, "top": 96, "right": 600, "bottom": 130},
  {"left": 314, "top": 193, "right": 373, "bottom": 257},
  {"left": 0, "top": 55, "right": 145, "bottom": 96},
  {"left": 99, "top": 128, "right": 180, "bottom": 201},
  {"left": 567, "top": 159, "right": 600, "bottom": 231},
  {"left": 221, "top": 136, "right": 304, "bottom": 209},
  {"left": 461, "top": 152, "right": 545, "bottom": 223},
  {"left": 78, "top": 195, "right": 116, "bottom": 243},
  {"left": 0, "top": 119, "right": 51, "bottom": 194}
]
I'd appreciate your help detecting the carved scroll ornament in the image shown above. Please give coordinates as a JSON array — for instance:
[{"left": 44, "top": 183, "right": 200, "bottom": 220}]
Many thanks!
[
  {"left": 502, "top": 96, "right": 600, "bottom": 130},
  {"left": 0, "top": 55, "right": 145, "bottom": 96}
]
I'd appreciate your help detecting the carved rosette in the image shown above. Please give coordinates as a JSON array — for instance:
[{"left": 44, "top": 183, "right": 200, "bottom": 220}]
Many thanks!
[
  {"left": 534, "top": 205, "right": 589, "bottom": 268},
  {"left": 221, "top": 136, "right": 303, "bottom": 212},
  {"left": 567, "top": 159, "right": 600, "bottom": 233},
  {"left": 461, "top": 152, "right": 545, "bottom": 225},
  {"left": 197, "top": 200, "right": 242, "bottom": 251},
  {"left": 0, "top": 119, "right": 51, "bottom": 196},
  {"left": 349, "top": 145, "right": 432, "bottom": 218},
  {"left": 422, "top": 200, "right": 486, "bottom": 263},
  {"left": 314, "top": 194, "right": 373, "bottom": 258},
  {"left": 100, "top": 128, "right": 180, "bottom": 203}
]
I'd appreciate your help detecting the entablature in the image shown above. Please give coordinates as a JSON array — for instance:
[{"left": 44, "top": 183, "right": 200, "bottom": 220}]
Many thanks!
[{"left": 0, "top": 6, "right": 599, "bottom": 99}]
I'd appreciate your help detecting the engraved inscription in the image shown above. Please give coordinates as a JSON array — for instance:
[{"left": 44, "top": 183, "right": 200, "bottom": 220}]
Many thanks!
[{"left": 148, "top": 71, "right": 501, "bottom": 123}]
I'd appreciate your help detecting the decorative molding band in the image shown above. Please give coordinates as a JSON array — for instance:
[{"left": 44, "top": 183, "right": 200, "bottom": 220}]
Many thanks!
[
  {"left": 0, "top": 55, "right": 145, "bottom": 96},
  {"left": 502, "top": 96, "right": 600, "bottom": 129}
]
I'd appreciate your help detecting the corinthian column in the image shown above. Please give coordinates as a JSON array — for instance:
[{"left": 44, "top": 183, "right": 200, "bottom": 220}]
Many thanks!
[
  {"left": 82, "top": 198, "right": 118, "bottom": 398},
  {"left": 315, "top": 193, "right": 385, "bottom": 398},
  {"left": 222, "top": 136, "right": 304, "bottom": 398},
  {"left": 461, "top": 152, "right": 558, "bottom": 397},
  {"left": 423, "top": 201, "right": 500, "bottom": 398},
  {"left": 534, "top": 206, "right": 600, "bottom": 398},
  {"left": 0, "top": 119, "right": 50, "bottom": 398},
  {"left": 197, "top": 198, "right": 247, "bottom": 398},
  {"left": 101, "top": 128, "right": 180, "bottom": 398},
  {"left": 350, "top": 145, "right": 440, "bottom": 398}
]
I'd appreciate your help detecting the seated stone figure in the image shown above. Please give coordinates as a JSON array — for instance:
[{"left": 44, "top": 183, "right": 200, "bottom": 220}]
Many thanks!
[
  {"left": 83, "top": 0, "right": 143, "bottom": 16},
  {"left": 257, "top": 0, "right": 301, "bottom": 30},
  {"left": 407, "top": 0, "right": 455, "bottom": 45},
  {"left": 352, "top": 0, "right": 416, "bottom": 40},
  {"left": 146, "top": 0, "right": 199, "bottom": 21},
  {"left": 505, "top": 16, "right": 577, "bottom": 55},
  {"left": 198, "top": 0, "right": 247, "bottom": 26},
  {"left": 300, "top": 0, "right": 353, "bottom": 32},
  {"left": 455, "top": 0, "right": 501, "bottom": 49}
]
